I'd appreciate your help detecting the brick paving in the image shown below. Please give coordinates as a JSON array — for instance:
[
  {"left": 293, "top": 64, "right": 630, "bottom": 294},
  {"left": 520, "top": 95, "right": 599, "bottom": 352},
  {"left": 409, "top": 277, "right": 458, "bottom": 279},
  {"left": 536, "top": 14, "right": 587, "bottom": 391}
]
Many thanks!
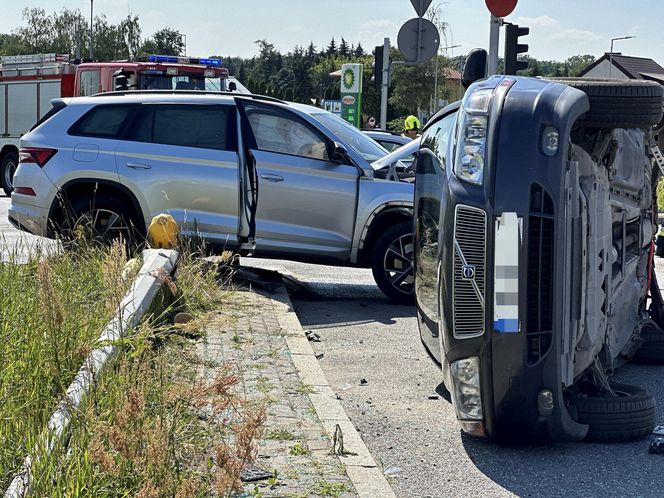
[{"left": 195, "top": 285, "right": 357, "bottom": 498}]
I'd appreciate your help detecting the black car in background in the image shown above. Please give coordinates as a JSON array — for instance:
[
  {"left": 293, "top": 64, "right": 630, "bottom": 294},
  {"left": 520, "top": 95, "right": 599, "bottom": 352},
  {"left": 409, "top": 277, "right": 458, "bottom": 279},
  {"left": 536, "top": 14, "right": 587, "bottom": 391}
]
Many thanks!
[{"left": 414, "top": 74, "right": 664, "bottom": 443}]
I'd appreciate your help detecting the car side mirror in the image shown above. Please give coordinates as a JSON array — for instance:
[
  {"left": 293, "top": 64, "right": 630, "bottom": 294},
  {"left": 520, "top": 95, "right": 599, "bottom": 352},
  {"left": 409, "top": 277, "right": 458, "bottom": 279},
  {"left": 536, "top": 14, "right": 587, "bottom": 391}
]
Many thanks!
[
  {"left": 331, "top": 142, "right": 348, "bottom": 164},
  {"left": 462, "top": 48, "right": 488, "bottom": 89}
]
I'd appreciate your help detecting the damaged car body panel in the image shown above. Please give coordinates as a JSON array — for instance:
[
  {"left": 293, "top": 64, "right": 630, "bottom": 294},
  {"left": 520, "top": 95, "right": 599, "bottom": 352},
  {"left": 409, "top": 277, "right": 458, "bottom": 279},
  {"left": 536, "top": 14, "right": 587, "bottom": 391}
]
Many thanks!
[{"left": 415, "top": 74, "right": 664, "bottom": 442}]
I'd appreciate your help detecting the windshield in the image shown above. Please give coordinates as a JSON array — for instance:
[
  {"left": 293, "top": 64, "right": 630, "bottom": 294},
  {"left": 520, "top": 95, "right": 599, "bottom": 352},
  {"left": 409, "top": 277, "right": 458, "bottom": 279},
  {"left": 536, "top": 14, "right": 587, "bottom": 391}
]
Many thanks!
[
  {"left": 139, "top": 73, "right": 225, "bottom": 91},
  {"left": 312, "top": 112, "right": 387, "bottom": 163}
]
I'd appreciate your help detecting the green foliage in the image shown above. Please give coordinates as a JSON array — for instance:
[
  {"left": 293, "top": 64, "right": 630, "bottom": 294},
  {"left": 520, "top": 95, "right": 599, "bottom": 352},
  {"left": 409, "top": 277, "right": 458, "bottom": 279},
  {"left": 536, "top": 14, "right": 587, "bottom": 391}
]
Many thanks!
[
  {"left": 139, "top": 27, "right": 183, "bottom": 56},
  {"left": 657, "top": 177, "right": 664, "bottom": 212}
]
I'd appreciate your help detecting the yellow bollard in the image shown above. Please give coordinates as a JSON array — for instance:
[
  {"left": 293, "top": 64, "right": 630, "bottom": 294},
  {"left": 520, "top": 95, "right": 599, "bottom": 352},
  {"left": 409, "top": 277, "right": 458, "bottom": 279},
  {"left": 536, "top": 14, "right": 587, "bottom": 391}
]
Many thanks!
[{"left": 148, "top": 213, "right": 179, "bottom": 249}]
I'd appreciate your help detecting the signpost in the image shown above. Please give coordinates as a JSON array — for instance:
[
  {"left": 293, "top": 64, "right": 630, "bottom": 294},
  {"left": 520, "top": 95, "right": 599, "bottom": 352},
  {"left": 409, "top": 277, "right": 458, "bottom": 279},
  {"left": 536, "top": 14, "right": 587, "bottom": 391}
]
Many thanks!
[
  {"left": 398, "top": 0, "right": 440, "bottom": 64},
  {"left": 340, "top": 63, "right": 363, "bottom": 128},
  {"left": 410, "top": 0, "right": 434, "bottom": 17},
  {"left": 484, "top": 0, "right": 518, "bottom": 75}
]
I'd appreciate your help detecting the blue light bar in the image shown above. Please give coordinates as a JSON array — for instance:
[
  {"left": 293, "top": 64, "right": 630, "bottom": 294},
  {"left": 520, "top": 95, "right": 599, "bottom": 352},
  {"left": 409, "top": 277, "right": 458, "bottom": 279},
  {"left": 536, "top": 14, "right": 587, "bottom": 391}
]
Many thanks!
[
  {"left": 198, "top": 58, "right": 223, "bottom": 67},
  {"left": 147, "top": 55, "right": 179, "bottom": 63}
]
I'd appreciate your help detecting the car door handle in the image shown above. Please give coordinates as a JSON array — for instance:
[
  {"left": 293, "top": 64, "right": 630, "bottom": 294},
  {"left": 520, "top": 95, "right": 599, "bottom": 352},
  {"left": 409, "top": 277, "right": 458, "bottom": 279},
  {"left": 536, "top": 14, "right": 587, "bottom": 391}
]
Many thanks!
[
  {"left": 260, "top": 173, "right": 284, "bottom": 182},
  {"left": 126, "top": 162, "right": 151, "bottom": 170}
]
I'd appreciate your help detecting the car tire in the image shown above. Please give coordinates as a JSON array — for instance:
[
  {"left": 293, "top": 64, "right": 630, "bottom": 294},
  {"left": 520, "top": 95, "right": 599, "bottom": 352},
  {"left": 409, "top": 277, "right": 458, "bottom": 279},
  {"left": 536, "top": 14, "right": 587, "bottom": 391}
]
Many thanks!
[
  {"left": 1, "top": 152, "right": 18, "bottom": 196},
  {"left": 570, "top": 382, "right": 655, "bottom": 443},
  {"left": 371, "top": 221, "right": 414, "bottom": 304},
  {"left": 632, "top": 325, "right": 664, "bottom": 365},
  {"left": 547, "top": 78, "right": 663, "bottom": 129},
  {"left": 64, "top": 196, "right": 142, "bottom": 248}
]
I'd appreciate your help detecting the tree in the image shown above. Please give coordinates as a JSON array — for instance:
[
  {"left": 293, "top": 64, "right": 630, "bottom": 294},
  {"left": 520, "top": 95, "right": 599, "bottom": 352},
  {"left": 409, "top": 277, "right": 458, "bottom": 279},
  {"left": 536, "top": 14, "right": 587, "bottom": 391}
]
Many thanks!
[
  {"left": 140, "top": 27, "right": 183, "bottom": 56},
  {"left": 15, "top": 8, "right": 54, "bottom": 53},
  {"left": 0, "top": 33, "right": 30, "bottom": 56},
  {"left": 118, "top": 14, "right": 141, "bottom": 59},
  {"left": 326, "top": 37, "right": 337, "bottom": 57},
  {"left": 566, "top": 54, "right": 596, "bottom": 76},
  {"left": 306, "top": 42, "right": 318, "bottom": 65},
  {"left": 339, "top": 38, "right": 350, "bottom": 58},
  {"left": 354, "top": 43, "right": 365, "bottom": 58}
]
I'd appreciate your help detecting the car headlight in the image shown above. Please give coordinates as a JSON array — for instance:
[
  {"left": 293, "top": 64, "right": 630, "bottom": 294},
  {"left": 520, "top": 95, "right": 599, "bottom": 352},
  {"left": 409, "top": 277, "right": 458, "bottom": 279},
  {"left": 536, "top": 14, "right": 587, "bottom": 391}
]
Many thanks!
[
  {"left": 450, "top": 357, "right": 483, "bottom": 420},
  {"left": 454, "top": 89, "right": 491, "bottom": 185}
]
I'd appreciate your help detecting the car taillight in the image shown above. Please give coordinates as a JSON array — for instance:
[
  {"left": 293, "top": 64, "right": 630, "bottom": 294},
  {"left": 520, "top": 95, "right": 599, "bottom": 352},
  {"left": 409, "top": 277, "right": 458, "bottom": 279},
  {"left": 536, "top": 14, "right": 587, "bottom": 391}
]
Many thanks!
[{"left": 19, "top": 147, "right": 57, "bottom": 167}]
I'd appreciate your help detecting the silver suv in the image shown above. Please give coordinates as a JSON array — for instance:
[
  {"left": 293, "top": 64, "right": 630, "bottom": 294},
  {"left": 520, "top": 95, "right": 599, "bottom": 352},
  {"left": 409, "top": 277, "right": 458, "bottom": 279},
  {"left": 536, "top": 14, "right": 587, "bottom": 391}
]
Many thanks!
[{"left": 9, "top": 92, "right": 415, "bottom": 302}]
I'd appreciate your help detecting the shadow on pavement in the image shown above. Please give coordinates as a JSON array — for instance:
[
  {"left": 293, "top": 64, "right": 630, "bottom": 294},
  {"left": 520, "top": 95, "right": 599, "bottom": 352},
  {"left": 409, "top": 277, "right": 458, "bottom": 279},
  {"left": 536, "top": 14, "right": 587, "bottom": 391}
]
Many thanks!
[
  {"left": 457, "top": 362, "right": 664, "bottom": 497},
  {"left": 287, "top": 280, "right": 416, "bottom": 327}
]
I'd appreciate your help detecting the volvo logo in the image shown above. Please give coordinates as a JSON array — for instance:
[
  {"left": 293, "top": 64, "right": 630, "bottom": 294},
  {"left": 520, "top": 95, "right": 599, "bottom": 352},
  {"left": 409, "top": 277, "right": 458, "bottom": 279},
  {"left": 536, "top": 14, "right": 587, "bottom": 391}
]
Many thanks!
[{"left": 462, "top": 264, "right": 476, "bottom": 280}]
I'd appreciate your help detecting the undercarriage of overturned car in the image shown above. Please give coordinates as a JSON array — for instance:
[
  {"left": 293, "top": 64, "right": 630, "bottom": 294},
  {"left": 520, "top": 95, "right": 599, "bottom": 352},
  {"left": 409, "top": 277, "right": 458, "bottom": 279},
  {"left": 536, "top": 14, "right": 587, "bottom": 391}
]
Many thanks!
[{"left": 414, "top": 74, "right": 664, "bottom": 443}]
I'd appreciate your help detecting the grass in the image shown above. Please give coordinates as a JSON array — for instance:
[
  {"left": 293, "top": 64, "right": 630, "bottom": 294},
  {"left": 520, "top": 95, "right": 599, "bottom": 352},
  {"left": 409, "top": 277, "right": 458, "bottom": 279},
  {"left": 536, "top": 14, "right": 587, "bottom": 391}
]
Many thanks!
[
  {"left": 0, "top": 238, "right": 267, "bottom": 495},
  {"left": 264, "top": 428, "right": 297, "bottom": 441},
  {"left": 294, "top": 382, "right": 317, "bottom": 395},
  {"left": 289, "top": 442, "right": 310, "bottom": 456},
  {"left": 0, "top": 240, "right": 131, "bottom": 490},
  {"left": 311, "top": 479, "right": 351, "bottom": 497},
  {"left": 256, "top": 375, "right": 274, "bottom": 394}
]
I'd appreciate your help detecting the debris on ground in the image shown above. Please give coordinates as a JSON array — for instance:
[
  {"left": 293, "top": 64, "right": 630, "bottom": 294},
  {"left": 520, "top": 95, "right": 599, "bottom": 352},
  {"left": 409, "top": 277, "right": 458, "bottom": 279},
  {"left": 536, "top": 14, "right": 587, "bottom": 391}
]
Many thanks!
[
  {"left": 240, "top": 464, "right": 273, "bottom": 482},
  {"left": 305, "top": 330, "right": 321, "bottom": 342}
]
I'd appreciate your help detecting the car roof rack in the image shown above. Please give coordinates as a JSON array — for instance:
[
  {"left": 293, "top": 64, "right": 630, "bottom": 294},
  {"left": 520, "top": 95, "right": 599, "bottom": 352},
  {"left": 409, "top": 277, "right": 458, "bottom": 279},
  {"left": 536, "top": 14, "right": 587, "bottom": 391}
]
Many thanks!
[{"left": 93, "top": 89, "right": 285, "bottom": 104}]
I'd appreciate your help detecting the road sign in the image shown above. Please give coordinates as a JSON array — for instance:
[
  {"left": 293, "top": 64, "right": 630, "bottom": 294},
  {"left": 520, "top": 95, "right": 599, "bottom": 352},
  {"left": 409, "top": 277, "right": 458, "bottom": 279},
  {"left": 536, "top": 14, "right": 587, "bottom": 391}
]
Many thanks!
[
  {"left": 397, "top": 18, "right": 440, "bottom": 64},
  {"left": 410, "top": 0, "right": 434, "bottom": 17},
  {"left": 484, "top": 0, "right": 518, "bottom": 18}
]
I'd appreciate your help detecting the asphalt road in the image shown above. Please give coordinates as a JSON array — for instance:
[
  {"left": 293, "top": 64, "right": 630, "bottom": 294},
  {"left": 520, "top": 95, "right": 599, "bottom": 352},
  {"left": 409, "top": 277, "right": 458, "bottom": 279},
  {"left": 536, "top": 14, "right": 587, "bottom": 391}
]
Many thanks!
[
  {"left": 3, "top": 195, "right": 664, "bottom": 497},
  {"left": 0, "top": 193, "right": 57, "bottom": 261},
  {"left": 241, "top": 256, "right": 664, "bottom": 498}
]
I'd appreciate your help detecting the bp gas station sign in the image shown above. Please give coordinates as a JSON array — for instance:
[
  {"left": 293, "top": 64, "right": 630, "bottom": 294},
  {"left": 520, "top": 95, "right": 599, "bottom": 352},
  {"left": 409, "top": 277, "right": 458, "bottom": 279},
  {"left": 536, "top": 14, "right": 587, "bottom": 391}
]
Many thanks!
[{"left": 340, "top": 63, "right": 362, "bottom": 127}]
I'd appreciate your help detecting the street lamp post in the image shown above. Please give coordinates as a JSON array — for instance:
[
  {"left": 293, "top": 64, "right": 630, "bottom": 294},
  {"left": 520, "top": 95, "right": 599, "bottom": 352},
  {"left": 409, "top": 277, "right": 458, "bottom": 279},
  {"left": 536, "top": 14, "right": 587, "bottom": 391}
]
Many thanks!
[
  {"left": 89, "top": 0, "right": 94, "bottom": 59},
  {"left": 609, "top": 35, "right": 635, "bottom": 77},
  {"left": 433, "top": 44, "right": 461, "bottom": 113}
]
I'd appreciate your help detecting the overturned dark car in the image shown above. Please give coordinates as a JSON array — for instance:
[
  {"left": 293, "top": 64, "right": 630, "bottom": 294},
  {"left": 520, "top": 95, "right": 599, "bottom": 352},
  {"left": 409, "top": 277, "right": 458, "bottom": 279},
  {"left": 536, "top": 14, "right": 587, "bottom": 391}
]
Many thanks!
[{"left": 414, "top": 74, "right": 664, "bottom": 443}]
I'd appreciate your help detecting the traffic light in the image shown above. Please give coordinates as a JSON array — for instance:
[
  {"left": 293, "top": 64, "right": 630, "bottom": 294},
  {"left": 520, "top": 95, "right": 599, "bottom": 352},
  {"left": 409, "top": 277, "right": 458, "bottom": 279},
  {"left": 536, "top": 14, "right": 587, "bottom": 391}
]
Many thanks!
[
  {"left": 373, "top": 45, "right": 384, "bottom": 89},
  {"left": 504, "top": 23, "right": 529, "bottom": 75}
]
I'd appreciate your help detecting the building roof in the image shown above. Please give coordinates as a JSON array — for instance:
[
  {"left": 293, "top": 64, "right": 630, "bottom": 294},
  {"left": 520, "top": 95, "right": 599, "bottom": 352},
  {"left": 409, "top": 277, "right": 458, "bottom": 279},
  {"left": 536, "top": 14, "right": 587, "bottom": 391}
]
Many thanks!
[
  {"left": 579, "top": 53, "right": 664, "bottom": 79},
  {"left": 442, "top": 68, "right": 462, "bottom": 80}
]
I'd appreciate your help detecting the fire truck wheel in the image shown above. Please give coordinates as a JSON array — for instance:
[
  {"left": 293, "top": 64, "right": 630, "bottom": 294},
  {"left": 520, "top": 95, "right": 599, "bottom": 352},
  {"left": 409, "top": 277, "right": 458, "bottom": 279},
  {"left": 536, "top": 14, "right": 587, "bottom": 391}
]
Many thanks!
[{"left": 1, "top": 152, "right": 18, "bottom": 196}]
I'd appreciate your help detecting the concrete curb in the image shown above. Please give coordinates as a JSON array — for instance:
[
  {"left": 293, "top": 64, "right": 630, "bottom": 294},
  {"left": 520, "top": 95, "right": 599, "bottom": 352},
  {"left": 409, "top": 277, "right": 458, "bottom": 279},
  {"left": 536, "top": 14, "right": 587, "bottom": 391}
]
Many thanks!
[
  {"left": 268, "top": 283, "right": 397, "bottom": 498},
  {"left": 4, "top": 249, "right": 179, "bottom": 498}
]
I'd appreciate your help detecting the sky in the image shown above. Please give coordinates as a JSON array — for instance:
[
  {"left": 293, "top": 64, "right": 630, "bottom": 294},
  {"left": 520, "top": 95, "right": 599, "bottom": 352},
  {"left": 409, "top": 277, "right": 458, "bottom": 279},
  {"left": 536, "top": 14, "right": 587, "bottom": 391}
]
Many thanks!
[{"left": 1, "top": 0, "right": 663, "bottom": 66}]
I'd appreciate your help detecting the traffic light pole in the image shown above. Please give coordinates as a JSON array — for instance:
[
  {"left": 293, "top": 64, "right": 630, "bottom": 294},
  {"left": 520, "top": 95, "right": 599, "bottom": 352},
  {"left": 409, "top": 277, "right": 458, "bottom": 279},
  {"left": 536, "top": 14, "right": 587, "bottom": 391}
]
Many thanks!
[
  {"left": 487, "top": 15, "right": 501, "bottom": 76},
  {"left": 380, "top": 37, "right": 390, "bottom": 130}
]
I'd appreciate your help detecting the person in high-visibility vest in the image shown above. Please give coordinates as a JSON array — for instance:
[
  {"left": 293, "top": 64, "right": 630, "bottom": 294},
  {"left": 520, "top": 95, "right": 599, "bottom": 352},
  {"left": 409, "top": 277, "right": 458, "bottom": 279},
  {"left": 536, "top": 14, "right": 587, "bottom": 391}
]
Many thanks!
[{"left": 402, "top": 115, "right": 421, "bottom": 140}]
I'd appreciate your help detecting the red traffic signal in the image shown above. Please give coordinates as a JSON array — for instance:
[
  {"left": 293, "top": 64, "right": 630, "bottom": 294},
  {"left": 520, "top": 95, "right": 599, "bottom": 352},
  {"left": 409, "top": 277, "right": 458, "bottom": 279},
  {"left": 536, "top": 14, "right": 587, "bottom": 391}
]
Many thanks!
[{"left": 485, "top": 0, "right": 518, "bottom": 17}]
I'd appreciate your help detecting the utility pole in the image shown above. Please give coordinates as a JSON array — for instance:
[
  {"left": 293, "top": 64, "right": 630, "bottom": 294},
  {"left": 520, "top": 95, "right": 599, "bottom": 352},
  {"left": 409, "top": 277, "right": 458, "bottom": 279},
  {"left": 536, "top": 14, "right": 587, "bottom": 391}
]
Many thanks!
[
  {"left": 89, "top": 0, "right": 94, "bottom": 59},
  {"left": 380, "top": 37, "right": 390, "bottom": 130}
]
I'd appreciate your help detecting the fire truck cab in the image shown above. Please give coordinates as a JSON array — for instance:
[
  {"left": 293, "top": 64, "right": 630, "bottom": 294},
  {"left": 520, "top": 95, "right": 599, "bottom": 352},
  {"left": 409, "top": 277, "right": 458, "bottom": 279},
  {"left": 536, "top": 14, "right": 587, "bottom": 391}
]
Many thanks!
[
  {"left": 74, "top": 55, "right": 231, "bottom": 96},
  {"left": 0, "top": 54, "right": 232, "bottom": 195}
]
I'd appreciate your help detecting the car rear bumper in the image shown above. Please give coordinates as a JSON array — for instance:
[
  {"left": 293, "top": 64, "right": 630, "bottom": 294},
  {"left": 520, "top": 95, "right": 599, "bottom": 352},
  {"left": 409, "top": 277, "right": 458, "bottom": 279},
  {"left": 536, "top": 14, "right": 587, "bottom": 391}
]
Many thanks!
[{"left": 8, "top": 200, "right": 49, "bottom": 237}]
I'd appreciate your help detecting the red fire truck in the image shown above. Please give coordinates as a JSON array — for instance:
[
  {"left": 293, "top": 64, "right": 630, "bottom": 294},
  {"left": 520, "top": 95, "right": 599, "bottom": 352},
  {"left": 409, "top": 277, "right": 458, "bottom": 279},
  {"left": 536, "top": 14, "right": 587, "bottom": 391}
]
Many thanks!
[{"left": 0, "top": 53, "right": 231, "bottom": 195}]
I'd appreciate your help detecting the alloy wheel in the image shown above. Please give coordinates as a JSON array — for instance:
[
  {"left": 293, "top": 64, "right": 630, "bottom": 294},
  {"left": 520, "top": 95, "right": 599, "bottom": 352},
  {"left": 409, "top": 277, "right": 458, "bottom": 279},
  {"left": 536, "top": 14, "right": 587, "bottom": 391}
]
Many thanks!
[
  {"left": 73, "top": 208, "right": 132, "bottom": 245},
  {"left": 382, "top": 233, "right": 414, "bottom": 296}
]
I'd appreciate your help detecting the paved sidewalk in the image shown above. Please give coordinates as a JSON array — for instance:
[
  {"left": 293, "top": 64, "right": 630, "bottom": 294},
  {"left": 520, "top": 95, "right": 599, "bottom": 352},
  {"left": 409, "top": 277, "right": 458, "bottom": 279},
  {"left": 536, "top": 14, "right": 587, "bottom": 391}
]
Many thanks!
[{"left": 194, "top": 270, "right": 393, "bottom": 497}]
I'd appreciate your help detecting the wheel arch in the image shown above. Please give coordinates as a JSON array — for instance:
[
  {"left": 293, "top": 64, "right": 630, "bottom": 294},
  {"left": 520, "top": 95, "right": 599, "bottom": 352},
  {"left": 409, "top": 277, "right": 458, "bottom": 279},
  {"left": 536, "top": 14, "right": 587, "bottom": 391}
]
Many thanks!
[
  {"left": 48, "top": 178, "right": 147, "bottom": 236},
  {"left": 357, "top": 204, "right": 412, "bottom": 266}
]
